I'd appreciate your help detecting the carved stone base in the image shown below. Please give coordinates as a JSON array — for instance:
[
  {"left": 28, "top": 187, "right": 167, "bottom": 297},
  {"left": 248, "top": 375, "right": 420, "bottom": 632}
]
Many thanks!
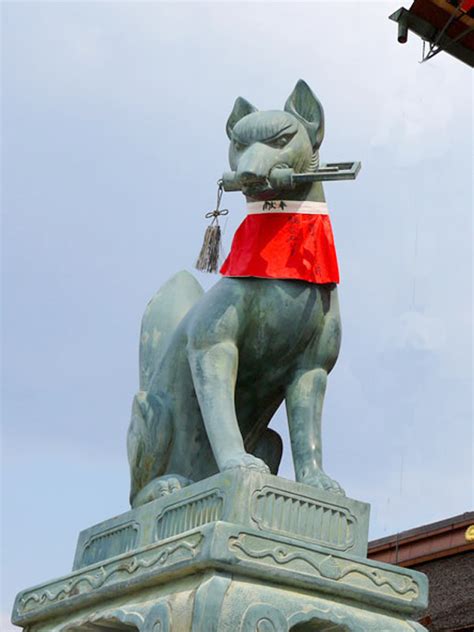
[{"left": 11, "top": 472, "right": 428, "bottom": 631}]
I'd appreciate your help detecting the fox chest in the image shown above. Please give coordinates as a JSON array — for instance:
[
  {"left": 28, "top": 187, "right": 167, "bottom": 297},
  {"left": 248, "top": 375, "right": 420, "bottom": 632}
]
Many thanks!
[{"left": 237, "top": 280, "right": 331, "bottom": 365}]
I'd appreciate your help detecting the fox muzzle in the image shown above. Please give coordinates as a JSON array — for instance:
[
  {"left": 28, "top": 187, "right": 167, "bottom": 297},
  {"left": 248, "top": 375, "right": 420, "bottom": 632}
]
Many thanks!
[
  {"left": 222, "top": 168, "right": 294, "bottom": 193},
  {"left": 222, "top": 162, "right": 361, "bottom": 193}
]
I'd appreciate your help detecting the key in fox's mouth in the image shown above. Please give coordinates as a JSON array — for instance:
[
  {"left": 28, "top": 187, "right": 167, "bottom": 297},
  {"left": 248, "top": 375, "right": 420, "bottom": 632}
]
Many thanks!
[
  {"left": 241, "top": 179, "right": 271, "bottom": 196},
  {"left": 239, "top": 163, "right": 292, "bottom": 197}
]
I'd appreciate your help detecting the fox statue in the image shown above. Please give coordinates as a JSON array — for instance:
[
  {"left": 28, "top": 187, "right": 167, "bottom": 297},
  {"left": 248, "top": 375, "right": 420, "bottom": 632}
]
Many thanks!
[{"left": 127, "top": 79, "right": 344, "bottom": 508}]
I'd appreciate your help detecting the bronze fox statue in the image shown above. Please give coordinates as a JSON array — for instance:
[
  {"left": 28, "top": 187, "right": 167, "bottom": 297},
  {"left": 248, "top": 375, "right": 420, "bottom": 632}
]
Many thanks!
[{"left": 127, "top": 80, "right": 343, "bottom": 507}]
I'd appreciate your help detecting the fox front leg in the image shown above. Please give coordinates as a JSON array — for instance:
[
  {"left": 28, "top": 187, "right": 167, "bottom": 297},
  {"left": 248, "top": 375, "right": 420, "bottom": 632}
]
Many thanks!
[
  {"left": 188, "top": 339, "right": 269, "bottom": 474},
  {"left": 186, "top": 280, "right": 270, "bottom": 474},
  {"left": 286, "top": 368, "right": 344, "bottom": 494}
]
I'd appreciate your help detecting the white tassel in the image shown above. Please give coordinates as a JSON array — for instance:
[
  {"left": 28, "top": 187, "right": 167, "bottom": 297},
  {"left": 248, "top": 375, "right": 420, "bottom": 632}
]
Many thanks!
[
  {"left": 195, "top": 223, "right": 222, "bottom": 273},
  {"left": 195, "top": 181, "right": 228, "bottom": 274}
]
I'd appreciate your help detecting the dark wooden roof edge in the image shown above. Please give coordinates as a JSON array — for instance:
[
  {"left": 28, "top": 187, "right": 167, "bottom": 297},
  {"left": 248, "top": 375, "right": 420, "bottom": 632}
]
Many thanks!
[
  {"left": 368, "top": 511, "right": 474, "bottom": 551},
  {"left": 393, "top": 542, "right": 474, "bottom": 567},
  {"left": 389, "top": 5, "right": 474, "bottom": 67}
]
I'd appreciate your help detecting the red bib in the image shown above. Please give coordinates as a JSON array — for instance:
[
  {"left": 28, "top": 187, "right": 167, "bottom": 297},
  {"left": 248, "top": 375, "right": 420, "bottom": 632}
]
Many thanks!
[{"left": 220, "top": 200, "right": 339, "bottom": 284}]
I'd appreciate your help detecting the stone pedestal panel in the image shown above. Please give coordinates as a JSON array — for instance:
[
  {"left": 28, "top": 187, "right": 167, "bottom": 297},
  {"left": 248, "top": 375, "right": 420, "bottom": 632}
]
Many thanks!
[
  {"left": 73, "top": 471, "right": 370, "bottom": 571},
  {"left": 12, "top": 474, "right": 428, "bottom": 632}
]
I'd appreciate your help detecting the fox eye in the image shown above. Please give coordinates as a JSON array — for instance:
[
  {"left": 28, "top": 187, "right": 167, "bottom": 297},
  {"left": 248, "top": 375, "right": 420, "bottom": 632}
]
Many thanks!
[
  {"left": 233, "top": 140, "right": 247, "bottom": 152},
  {"left": 266, "top": 134, "right": 292, "bottom": 149}
]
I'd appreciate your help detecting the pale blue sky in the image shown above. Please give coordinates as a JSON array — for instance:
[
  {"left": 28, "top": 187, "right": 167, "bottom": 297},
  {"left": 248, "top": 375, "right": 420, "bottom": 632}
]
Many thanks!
[{"left": 1, "top": 1, "right": 472, "bottom": 627}]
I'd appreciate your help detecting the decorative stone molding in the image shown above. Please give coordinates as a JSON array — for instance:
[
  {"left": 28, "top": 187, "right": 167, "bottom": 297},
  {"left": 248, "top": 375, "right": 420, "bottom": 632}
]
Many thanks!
[
  {"left": 80, "top": 522, "right": 140, "bottom": 568},
  {"left": 241, "top": 603, "right": 289, "bottom": 632},
  {"left": 144, "top": 602, "right": 172, "bottom": 632},
  {"left": 229, "top": 531, "right": 421, "bottom": 604},
  {"left": 251, "top": 485, "right": 357, "bottom": 551},
  {"left": 16, "top": 532, "right": 203, "bottom": 620},
  {"left": 73, "top": 470, "right": 370, "bottom": 572},
  {"left": 12, "top": 475, "right": 427, "bottom": 631},
  {"left": 156, "top": 490, "right": 224, "bottom": 540}
]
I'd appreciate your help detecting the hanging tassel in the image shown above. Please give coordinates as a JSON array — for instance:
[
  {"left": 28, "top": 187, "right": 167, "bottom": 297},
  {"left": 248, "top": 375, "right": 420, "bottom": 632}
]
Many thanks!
[
  {"left": 195, "top": 180, "right": 228, "bottom": 273},
  {"left": 196, "top": 223, "right": 222, "bottom": 273}
]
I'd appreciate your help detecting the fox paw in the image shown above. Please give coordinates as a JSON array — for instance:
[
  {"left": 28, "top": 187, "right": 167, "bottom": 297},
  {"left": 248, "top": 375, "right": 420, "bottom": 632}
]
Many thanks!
[
  {"left": 222, "top": 453, "right": 270, "bottom": 474},
  {"left": 300, "top": 470, "right": 345, "bottom": 495},
  {"left": 132, "top": 474, "right": 192, "bottom": 508}
]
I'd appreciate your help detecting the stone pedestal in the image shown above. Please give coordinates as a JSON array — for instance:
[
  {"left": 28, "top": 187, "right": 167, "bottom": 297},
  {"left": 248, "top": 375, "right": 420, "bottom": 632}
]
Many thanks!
[{"left": 12, "top": 471, "right": 428, "bottom": 631}]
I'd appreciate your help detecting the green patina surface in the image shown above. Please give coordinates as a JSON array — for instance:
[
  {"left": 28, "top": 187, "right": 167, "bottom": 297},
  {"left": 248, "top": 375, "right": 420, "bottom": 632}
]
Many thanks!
[
  {"left": 11, "top": 81, "right": 429, "bottom": 631},
  {"left": 127, "top": 80, "right": 345, "bottom": 509},
  {"left": 73, "top": 470, "right": 370, "bottom": 571},
  {"left": 12, "top": 472, "right": 428, "bottom": 631}
]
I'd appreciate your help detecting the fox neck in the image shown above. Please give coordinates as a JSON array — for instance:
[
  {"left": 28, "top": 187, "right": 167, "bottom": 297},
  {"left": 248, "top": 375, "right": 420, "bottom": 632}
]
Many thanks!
[{"left": 245, "top": 181, "right": 325, "bottom": 204}]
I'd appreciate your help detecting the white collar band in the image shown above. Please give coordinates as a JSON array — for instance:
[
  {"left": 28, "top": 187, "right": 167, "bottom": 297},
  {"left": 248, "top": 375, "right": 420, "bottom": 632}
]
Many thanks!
[{"left": 247, "top": 200, "right": 328, "bottom": 215}]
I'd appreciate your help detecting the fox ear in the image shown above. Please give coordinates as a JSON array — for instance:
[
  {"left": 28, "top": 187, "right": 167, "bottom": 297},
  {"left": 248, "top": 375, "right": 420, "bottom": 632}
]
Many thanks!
[
  {"left": 284, "top": 79, "right": 324, "bottom": 150},
  {"left": 226, "top": 97, "right": 258, "bottom": 139}
]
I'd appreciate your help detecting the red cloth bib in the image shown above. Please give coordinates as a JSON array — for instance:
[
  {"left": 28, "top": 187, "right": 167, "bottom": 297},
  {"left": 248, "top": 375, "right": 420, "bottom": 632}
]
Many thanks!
[{"left": 220, "top": 201, "right": 339, "bottom": 284}]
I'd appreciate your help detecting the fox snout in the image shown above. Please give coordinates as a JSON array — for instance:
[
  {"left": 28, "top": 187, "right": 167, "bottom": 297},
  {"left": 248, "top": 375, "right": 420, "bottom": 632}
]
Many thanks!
[
  {"left": 235, "top": 140, "right": 291, "bottom": 176},
  {"left": 233, "top": 143, "right": 290, "bottom": 195}
]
